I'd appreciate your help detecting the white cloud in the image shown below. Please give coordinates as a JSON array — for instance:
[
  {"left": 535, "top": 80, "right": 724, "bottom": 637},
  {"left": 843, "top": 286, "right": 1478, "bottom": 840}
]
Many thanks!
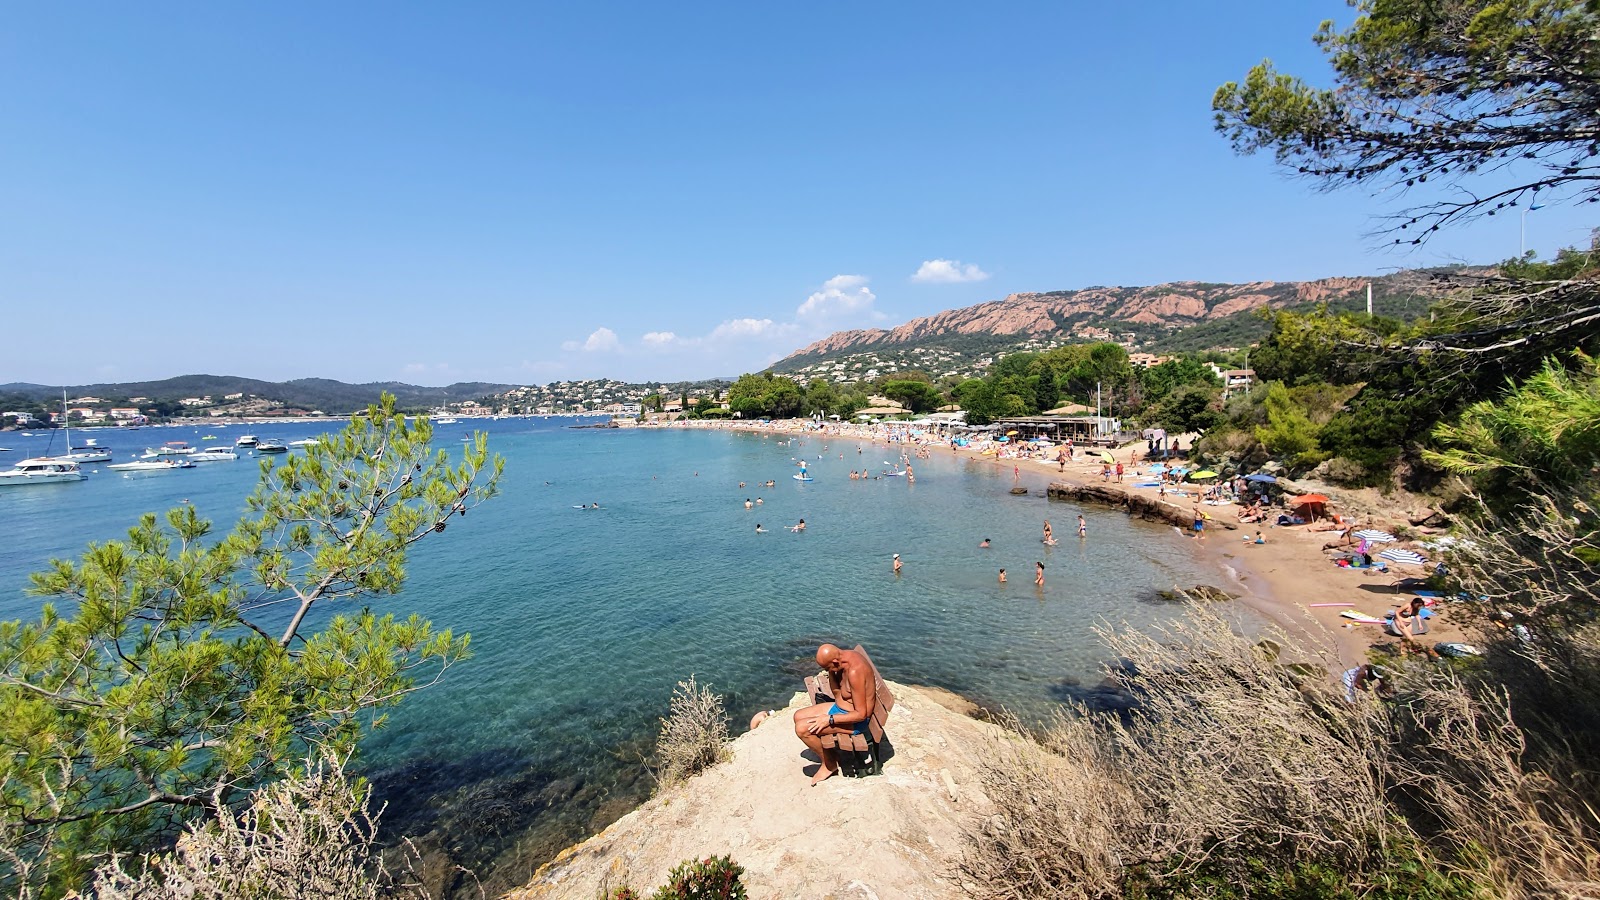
[
  {"left": 641, "top": 331, "right": 677, "bottom": 346},
  {"left": 795, "top": 274, "right": 882, "bottom": 324},
  {"left": 708, "top": 318, "right": 779, "bottom": 341},
  {"left": 911, "top": 258, "right": 990, "bottom": 284},
  {"left": 563, "top": 327, "right": 620, "bottom": 352}
]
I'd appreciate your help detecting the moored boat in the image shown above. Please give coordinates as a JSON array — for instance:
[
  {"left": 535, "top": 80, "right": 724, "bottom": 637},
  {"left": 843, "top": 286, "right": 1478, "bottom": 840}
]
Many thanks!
[
  {"left": 0, "top": 457, "right": 88, "bottom": 486},
  {"left": 188, "top": 449, "right": 239, "bottom": 462},
  {"left": 235, "top": 435, "right": 259, "bottom": 448},
  {"left": 144, "top": 441, "right": 197, "bottom": 458},
  {"left": 255, "top": 439, "right": 288, "bottom": 453},
  {"left": 106, "top": 459, "right": 194, "bottom": 472}
]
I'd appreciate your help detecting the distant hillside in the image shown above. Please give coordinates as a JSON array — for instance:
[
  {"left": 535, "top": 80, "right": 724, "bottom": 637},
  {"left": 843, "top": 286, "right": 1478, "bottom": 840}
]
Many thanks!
[
  {"left": 0, "top": 376, "right": 514, "bottom": 415},
  {"left": 773, "top": 269, "right": 1459, "bottom": 379}
]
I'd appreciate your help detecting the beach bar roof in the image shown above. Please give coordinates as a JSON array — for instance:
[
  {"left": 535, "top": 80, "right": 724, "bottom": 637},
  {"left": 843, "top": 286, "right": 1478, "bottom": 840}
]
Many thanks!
[{"left": 993, "top": 415, "right": 1114, "bottom": 441}]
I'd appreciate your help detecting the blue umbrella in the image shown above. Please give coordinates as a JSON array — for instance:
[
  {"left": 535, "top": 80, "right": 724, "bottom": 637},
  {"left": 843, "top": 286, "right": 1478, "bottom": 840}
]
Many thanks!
[{"left": 1244, "top": 473, "right": 1277, "bottom": 484}]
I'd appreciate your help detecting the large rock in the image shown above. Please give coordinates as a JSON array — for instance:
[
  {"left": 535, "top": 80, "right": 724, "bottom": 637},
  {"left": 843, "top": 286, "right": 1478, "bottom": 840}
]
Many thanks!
[
  {"left": 507, "top": 683, "right": 1005, "bottom": 900},
  {"left": 1045, "top": 482, "right": 1233, "bottom": 531}
]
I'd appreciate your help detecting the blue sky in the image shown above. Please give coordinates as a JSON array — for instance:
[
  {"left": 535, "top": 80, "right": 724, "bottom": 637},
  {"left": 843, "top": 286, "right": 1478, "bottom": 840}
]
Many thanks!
[{"left": 3, "top": 3, "right": 1592, "bottom": 387}]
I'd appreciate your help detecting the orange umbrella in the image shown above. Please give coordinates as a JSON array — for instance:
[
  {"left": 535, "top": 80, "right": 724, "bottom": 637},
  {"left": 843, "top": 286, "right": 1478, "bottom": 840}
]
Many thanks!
[{"left": 1289, "top": 494, "right": 1329, "bottom": 505}]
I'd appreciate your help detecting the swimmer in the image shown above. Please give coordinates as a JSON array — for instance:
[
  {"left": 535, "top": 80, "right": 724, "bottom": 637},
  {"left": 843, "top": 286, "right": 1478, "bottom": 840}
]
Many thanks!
[
  {"left": 1077, "top": 514, "right": 1087, "bottom": 538},
  {"left": 756, "top": 497, "right": 763, "bottom": 505},
  {"left": 998, "top": 568, "right": 1007, "bottom": 583},
  {"left": 1035, "top": 561, "right": 1045, "bottom": 586},
  {"left": 892, "top": 554, "right": 902, "bottom": 575},
  {"left": 979, "top": 538, "right": 991, "bottom": 548},
  {"left": 755, "top": 524, "right": 767, "bottom": 533},
  {"left": 789, "top": 519, "right": 806, "bottom": 532},
  {"left": 745, "top": 498, "right": 753, "bottom": 509},
  {"left": 739, "top": 481, "right": 746, "bottom": 488}
]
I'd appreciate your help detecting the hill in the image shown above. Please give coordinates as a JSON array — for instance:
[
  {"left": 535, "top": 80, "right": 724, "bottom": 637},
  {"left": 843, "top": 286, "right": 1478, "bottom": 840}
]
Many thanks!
[
  {"left": 772, "top": 269, "right": 1455, "bottom": 381},
  {"left": 0, "top": 375, "right": 514, "bottom": 416}
]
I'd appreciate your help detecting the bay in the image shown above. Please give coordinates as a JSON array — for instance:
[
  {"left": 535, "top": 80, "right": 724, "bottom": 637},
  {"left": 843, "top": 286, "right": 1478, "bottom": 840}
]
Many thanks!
[{"left": 0, "top": 419, "right": 1230, "bottom": 894}]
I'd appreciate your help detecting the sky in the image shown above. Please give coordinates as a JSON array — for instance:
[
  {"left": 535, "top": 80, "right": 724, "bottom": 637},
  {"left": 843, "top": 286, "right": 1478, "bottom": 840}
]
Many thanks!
[{"left": 3, "top": 3, "right": 1593, "bottom": 387}]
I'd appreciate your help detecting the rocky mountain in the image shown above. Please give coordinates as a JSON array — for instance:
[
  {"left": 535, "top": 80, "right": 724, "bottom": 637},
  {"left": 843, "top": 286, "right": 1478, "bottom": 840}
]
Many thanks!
[
  {"left": 780, "top": 275, "right": 1390, "bottom": 364},
  {"left": 768, "top": 269, "right": 1459, "bottom": 374}
]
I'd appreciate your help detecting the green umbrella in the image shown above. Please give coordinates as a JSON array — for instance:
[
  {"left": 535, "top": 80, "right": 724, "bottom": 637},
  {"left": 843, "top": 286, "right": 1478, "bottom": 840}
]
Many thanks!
[{"left": 1191, "top": 470, "right": 1219, "bottom": 479}]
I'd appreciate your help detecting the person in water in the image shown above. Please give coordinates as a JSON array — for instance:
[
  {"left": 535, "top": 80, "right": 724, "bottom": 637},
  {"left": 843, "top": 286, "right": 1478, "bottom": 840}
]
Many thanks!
[
  {"left": 979, "top": 538, "right": 991, "bottom": 548},
  {"left": 1035, "top": 561, "right": 1045, "bottom": 586},
  {"left": 1077, "top": 515, "right": 1087, "bottom": 538},
  {"left": 1042, "top": 520, "right": 1053, "bottom": 543},
  {"left": 892, "top": 554, "right": 902, "bottom": 575},
  {"left": 998, "top": 568, "right": 1007, "bottom": 583},
  {"left": 790, "top": 519, "right": 806, "bottom": 532},
  {"left": 755, "top": 524, "right": 766, "bottom": 533},
  {"left": 794, "top": 643, "right": 879, "bottom": 785}
]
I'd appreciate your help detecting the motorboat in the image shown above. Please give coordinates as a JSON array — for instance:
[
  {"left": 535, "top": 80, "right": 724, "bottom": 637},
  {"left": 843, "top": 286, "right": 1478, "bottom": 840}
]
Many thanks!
[
  {"left": 188, "top": 449, "right": 239, "bottom": 462},
  {"left": 144, "top": 441, "right": 197, "bottom": 457},
  {"left": 255, "top": 439, "right": 288, "bottom": 453},
  {"left": 0, "top": 457, "right": 88, "bottom": 486},
  {"left": 287, "top": 438, "right": 320, "bottom": 448},
  {"left": 235, "top": 435, "right": 260, "bottom": 448},
  {"left": 107, "top": 459, "right": 194, "bottom": 472},
  {"left": 434, "top": 417, "right": 459, "bottom": 425}
]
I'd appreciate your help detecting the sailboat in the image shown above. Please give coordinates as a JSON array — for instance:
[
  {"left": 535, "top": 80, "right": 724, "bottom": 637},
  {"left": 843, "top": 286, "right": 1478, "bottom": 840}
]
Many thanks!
[
  {"left": 56, "top": 391, "right": 112, "bottom": 463},
  {"left": 0, "top": 393, "right": 90, "bottom": 486}
]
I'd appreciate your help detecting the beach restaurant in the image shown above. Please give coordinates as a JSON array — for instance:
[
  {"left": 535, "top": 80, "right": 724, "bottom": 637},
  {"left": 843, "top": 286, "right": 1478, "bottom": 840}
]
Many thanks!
[{"left": 990, "top": 415, "right": 1121, "bottom": 444}]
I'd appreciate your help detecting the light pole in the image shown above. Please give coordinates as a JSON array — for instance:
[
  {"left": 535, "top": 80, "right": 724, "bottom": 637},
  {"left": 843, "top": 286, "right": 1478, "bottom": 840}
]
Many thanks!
[{"left": 1521, "top": 201, "right": 1545, "bottom": 257}]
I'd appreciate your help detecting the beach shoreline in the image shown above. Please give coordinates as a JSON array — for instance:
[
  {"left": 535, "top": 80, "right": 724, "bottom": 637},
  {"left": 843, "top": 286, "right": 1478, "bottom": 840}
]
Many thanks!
[{"left": 668, "top": 417, "right": 1444, "bottom": 671}]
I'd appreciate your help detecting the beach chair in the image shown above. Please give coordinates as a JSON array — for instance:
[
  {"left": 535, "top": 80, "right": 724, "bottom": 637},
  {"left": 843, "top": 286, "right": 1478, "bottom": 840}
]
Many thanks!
[{"left": 803, "top": 645, "right": 895, "bottom": 777}]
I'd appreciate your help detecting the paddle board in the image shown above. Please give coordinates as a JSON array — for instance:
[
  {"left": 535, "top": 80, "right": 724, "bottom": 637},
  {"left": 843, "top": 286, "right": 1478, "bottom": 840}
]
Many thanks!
[
  {"left": 793, "top": 475, "right": 813, "bottom": 482},
  {"left": 1339, "top": 611, "right": 1388, "bottom": 624}
]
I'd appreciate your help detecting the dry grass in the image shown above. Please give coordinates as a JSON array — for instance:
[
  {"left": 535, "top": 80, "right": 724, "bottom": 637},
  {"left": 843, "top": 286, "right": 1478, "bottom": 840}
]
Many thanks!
[
  {"left": 90, "top": 755, "right": 438, "bottom": 900},
  {"left": 651, "top": 675, "right": 731, "bottom": 791},
  {"left": 958, "top": 601, "right": 1600, "bottom": 899}
]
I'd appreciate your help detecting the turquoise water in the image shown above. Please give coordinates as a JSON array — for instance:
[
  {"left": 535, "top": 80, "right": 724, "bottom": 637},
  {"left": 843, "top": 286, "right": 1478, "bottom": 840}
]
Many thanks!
[{"left": 0, "top": 420, "right": 1223, "bottom": 894}]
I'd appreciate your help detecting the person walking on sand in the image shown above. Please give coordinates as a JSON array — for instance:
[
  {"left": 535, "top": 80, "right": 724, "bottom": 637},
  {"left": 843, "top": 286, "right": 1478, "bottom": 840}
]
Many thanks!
[
  {"left": 1115, "top": 462, "right": 1124, "bottom": 483},
  {"left": 1035, "top": 562, "right": 1045, "bottom": 586},
  {"left": 892, "top": 553, "right": 902, "bottom": 575}
]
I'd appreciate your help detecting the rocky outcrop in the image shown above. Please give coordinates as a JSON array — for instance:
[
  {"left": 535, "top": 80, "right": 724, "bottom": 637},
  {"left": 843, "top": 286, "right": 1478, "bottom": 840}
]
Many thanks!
[
  {"left": 507, "top": 683, "right": 1004, "bottom": 900},
  {"left": 1046, "top": 482, "right": 1236, "bottom": 532}
]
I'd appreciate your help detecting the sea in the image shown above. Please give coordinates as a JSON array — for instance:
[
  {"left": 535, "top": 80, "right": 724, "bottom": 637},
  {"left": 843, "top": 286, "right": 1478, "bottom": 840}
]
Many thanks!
[{"left": 0, "top": 417, "right": 1235, "bottom": 894}]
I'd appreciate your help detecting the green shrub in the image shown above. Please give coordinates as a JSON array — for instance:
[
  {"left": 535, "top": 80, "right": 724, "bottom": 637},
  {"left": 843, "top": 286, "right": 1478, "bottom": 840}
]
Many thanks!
[
  {"left": 655, "top": 856, "right": 747, "bottom": 900},
  {"left": 1123, "top": 841, "right": 1481, "bottom": 900}
]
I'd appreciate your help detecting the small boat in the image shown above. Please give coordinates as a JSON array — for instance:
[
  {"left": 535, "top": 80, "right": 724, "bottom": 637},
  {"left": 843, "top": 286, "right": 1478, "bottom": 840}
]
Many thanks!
[
  {"left": 435, "top": 417, "right": 459, "bottom": 425},
  {"left": 107, "top": 459, "right": 194, "bottom": 473},
  {"left": 0, "top": 457, "right": 88, "bottom": 486},
  {"left": 255, "top": 439, "right": 288, "bottom": 453},
  {"left": 188, "top": 449, "right": 240, "bottom": 462},
  {"left": 61, "top": 437, "right": 112, "bottom": 463},
  {"left": 201, "top": 435, "right": 218, "bottom": 441},
  {"left": 287, "top": 438, "right": 320, "bottom": 448},
  {"left": 145, "top": 441, "right": 197, "bottom": 457},
  {"left": 235, "top": 435, "right": 260, "bottom": 448}
]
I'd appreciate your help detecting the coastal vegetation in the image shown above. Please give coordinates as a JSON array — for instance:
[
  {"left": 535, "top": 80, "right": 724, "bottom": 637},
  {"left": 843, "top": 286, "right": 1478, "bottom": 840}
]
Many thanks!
[
  {"left": 0, "top": 396, "right": 502, "bottom": 897},
  {"left": 650, "top": 676, "right": 731, "bottom": 791},
  {"left": 951, "top": 2, "right": 1600, "bottom": 896}
]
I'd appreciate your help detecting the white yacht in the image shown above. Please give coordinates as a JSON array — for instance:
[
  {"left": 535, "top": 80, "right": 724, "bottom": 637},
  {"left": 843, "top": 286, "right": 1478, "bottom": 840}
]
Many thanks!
[
  {"left": 188, "top": 449, "right": 240, "bottom": 462},
  {"left": 144, "top": 441, "right": 197, "bottom": 457},
  {"left": 107, "top": 459, "right": 194, "bottom": 473},
  {"left": 0, "top": 457, "right": 88, "bottom": 486},
  {"left": 235, "top": 434, "right": 260, "bottom": 448}
]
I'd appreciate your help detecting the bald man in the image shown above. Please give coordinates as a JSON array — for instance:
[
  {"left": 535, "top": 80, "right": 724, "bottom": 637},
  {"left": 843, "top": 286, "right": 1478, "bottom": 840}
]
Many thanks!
[{"left": 794, "top": 643, "right": 879, "bottom": 785}]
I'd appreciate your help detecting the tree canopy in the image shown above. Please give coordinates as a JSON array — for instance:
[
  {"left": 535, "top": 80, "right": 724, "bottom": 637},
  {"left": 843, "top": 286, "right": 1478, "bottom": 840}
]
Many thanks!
[
  {"left": 1214, "top": 0, "right": 1600, "bottom": 238},
  {"left": 0, "top": 396, "right": 502, "bottom": 895}
]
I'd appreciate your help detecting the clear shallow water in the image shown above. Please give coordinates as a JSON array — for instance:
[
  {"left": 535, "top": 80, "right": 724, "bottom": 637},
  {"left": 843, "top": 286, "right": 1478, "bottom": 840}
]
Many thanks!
[{"left": 0, "top": 421, "right": 1228, "bottom": 894}]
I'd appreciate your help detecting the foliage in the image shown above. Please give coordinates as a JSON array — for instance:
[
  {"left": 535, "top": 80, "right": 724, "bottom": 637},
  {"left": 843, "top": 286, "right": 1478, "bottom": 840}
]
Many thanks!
[
  {"left": 87, "top": 755, "right": 430, "bottom": 900},
  {"left": 602, "top": 856, "right": 747, "bottom": 900},
  {"left": 1214, "top": 0, "right": 1600, "bottom": 236},
  {"left": 958, "top": 603, "right": 1600, "bottom": 899},
  {"left": 1148, "top": 383, "right": 1223, "bottom": 436},
  {"left": 881, "top": 379, "right": 944, "bottom": 414},
  {"left": 651, "top": 676, "right": 730, "bottom": 791},
  {"left": 0, "top": 395, "right": 502, "bottom": 897},
  {"left": 1255, "top": 381, "right": 1329, "bottom": 470}
]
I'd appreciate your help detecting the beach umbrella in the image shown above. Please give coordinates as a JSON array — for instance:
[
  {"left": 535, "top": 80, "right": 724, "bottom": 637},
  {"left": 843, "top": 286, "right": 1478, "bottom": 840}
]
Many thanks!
[
  {"left": 995, "top": 435, "right": 1009, "bottom": 443},
  {"left": 1096, "top": 450, "right": 1115, "bottom": 463},
  {"left": 1378, "top": 548, "right": 1428, "bottom": 566},
  {"left": 1006, "top": 430, "right": 1019, "bottom": 436},
  {"left": 1190, "top": 470, "right": 1219, "bottom": 479},
  {"left": 1244, "top": 473, "right": 1277, "bottom": 484},
  {"left": 1289, "top": 493, "right": 1329, "bottom": 506},
  {"left": 1352, "top": 529, "right": 1397, "bottom": 543}
]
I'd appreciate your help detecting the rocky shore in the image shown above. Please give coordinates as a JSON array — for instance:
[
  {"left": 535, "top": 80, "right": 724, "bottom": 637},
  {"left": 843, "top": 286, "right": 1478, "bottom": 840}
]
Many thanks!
[{"left": 507, "top": 682, "right": 1002, "bottom": 900}]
